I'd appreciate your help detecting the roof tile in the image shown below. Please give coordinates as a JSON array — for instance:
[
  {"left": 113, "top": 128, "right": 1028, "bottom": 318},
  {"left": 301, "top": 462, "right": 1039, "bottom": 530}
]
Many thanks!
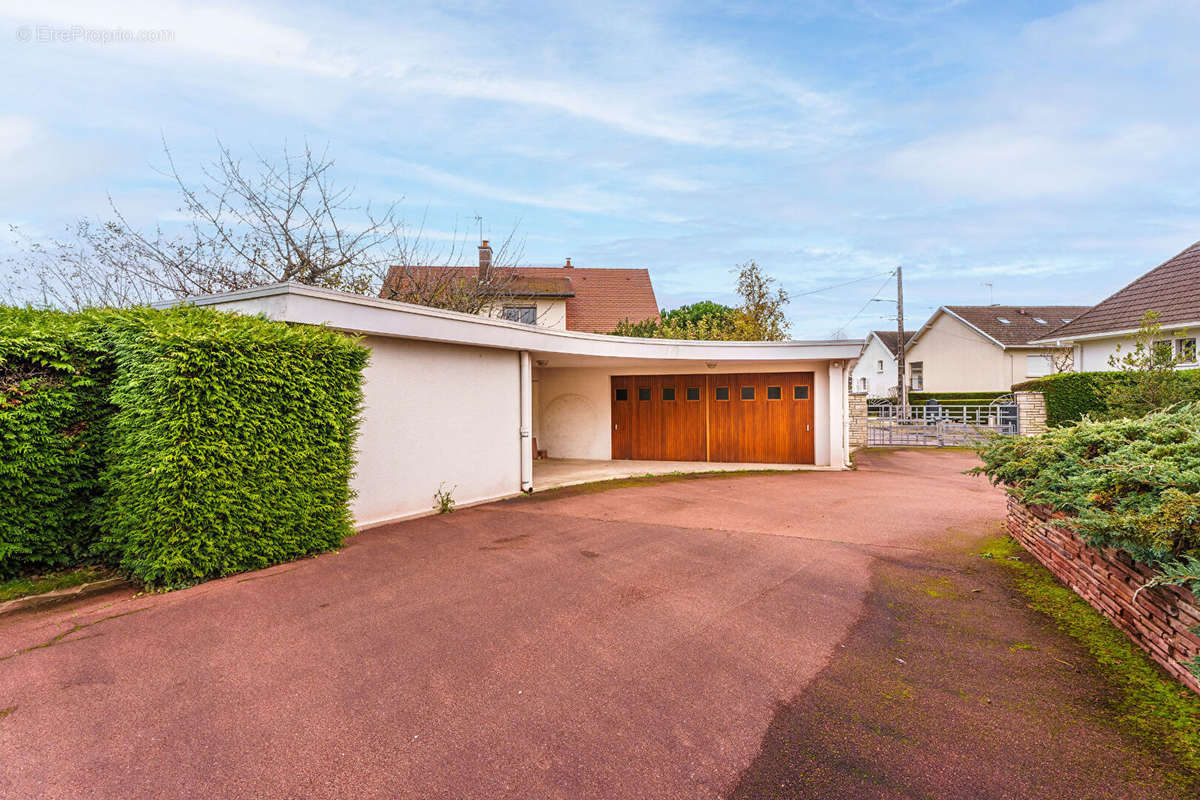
[
  {"left": 943, "top": 305, "right": 1091, "bottom": 346},
  {"left": 1044, "top": 242, "right": 1200, "bottom": 339},
  {"left": 382, "top": 264, "right": 659, "bottom": 333}
]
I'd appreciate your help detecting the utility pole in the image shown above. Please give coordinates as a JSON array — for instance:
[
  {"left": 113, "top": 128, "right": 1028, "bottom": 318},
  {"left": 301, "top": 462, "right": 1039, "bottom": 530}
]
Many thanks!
[{"left": 896, "top": 266, "right": 907, "bottom": 414}]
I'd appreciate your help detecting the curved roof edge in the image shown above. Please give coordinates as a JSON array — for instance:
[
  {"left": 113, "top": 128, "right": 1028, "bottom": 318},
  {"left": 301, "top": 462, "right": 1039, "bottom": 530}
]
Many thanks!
[{"left": 159, "top": 282, "right": 864, "bottom": 362}]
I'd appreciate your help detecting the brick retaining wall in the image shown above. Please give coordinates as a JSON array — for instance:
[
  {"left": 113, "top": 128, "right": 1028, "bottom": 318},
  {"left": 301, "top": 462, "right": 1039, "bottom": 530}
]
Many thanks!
[{"left": 1007, "top": 496, "right": 1200, "bottom": 692}]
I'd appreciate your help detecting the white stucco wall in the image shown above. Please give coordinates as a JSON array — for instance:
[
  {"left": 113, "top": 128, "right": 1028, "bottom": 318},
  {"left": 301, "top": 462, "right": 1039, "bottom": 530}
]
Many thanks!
[
  {"left": 535, "top": 361, "right": 838, "bottom": 466},
  {"left": 906, "top": 311, "right": 1090, "bottom": 391},
  {"left": 352, "top": 335, "right": 521, "bottom": 526},
  {"left": 906, "top": 314, "right": 1007, "bottom": 392},
  {"left": 1075, "top": 339, "right": 1120, "bottom": 372},
  {"left": 1074, "top": 332, "right": 1199, "bottom": 373},
  {"left": 849, "top": 335, "right": 898, "bottom": 397}
]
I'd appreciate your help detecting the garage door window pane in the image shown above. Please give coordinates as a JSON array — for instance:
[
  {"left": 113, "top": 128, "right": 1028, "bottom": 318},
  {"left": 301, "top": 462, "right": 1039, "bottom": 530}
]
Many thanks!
[
  {"left": 638, "top": 387, "right": 651, "bottom": 401},
  {"left": 662, "top": 387, "right": 676, "bottom": 401},
  {"left": 794, "top": 385, "right": 809, "bottom": 400},
  {"left": 715, "top": 386, "right": 729, "bottom": 401},
  {"left": 741, "top": 386, "right": 755, "bottom": 400},
  {"left": 686, "top": 387, "right": 700, "bottom": 401},
  {"left": 614, "top": 388, "right": 628, "bottom": 401},
  {"left": 767, "top": 386, "right": 781, "bottom": 400}
]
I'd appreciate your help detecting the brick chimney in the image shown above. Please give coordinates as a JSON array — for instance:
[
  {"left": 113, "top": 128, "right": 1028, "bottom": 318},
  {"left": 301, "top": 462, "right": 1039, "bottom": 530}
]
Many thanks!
[
  {"left": 478, "top": 239, "right": 492, "bottom": 279},
  {"left": 564, "top": 257, "right": 573, "bottom": 268}
]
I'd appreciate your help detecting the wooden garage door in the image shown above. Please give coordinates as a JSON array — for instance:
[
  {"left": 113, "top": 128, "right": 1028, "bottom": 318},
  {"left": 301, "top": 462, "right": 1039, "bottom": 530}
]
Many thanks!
[{"left": 610, "top": 372, "right": 815, "bottom": 464}]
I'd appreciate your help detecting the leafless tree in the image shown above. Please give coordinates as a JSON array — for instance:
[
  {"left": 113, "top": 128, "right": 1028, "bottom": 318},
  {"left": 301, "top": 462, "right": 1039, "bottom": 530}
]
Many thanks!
[
  {"left": 1049, "top": 346, "right": 1074, "bottom": 373},
  {"left": 3, "top": 139, "right": 524, "bottom": 312}
]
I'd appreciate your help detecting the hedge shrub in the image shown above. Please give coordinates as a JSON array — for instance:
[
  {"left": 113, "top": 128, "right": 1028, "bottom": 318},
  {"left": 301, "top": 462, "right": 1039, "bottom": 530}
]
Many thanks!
[
  {"left": 1014, "top": 369, "right": 1200, "bottom": 427},
  {"left": 907, "top": 391, "right": 1008, "bottom": 403},
  {"left": 0, "top": 305, "right": 368, "bottom": 588},
  {"left": 0, "top": 309, "right": 111, "bottom": 577},
  {"left": 976, "top": 405, "right": 1200, "bottom": 567}
]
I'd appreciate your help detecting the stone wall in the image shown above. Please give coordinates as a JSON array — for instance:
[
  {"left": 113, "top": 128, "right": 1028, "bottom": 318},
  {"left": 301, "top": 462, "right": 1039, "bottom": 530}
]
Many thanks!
[
  {"left": 1007, "top": 496, "right": 1200, "bottom": 692},
  {"left": 848, "top": 391, "right": 868, "bottom": 450},
  {"left": 1013, "top": 391, "right": 1047, "bottom": 436}
]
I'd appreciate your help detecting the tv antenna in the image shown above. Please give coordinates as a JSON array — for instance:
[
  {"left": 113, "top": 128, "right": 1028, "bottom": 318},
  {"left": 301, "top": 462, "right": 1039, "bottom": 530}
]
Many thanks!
[{"left": 473, "top": 214, "right": 483, "bottom": 242}]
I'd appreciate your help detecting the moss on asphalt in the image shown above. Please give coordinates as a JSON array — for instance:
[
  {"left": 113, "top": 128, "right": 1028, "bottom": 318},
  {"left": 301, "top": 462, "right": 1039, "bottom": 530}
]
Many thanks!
[
  {"left": 981, "top": 535, "right": 1200, "bottom": 775},
  {"left": 0, "top": 565, "right": 111, "bottom": 602}
]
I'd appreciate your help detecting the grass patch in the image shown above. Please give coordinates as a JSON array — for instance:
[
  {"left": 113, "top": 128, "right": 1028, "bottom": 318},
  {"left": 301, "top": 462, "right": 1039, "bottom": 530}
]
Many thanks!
[
  {"left": 0, "top": 565, "right": 113, "bottom": 603},
  {"left": 516, "top": 468, "right": 800, "bottom": 501},
  {"left": 981, "top": 534, "right": 1200, "bottom": 774}
]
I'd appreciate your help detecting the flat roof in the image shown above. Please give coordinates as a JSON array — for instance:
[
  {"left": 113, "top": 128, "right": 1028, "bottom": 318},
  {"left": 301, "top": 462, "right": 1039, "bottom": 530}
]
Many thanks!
[{"left": 164, "top": 282, "right": 863, "bottom": 363}]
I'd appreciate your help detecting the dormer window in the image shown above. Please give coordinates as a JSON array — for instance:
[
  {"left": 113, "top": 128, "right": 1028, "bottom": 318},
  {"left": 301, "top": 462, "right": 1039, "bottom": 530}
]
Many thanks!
[
  {"left": 996, "top": 317, "right": 1011, "bottom": 324},
  {"left": 502, "top": 305, "right": 537, "bottom": 325}
]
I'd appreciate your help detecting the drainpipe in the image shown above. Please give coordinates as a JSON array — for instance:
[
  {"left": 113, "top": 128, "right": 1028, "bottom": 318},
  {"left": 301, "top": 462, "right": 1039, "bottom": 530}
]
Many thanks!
[{"left": 519, "top": 350, "right": 533, "bottom": 493}]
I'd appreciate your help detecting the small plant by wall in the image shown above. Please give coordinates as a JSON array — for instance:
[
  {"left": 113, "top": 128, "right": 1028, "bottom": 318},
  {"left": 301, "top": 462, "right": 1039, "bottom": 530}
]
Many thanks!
[{"left": 433, "top": 483, "right": 457, "bottom": 514}]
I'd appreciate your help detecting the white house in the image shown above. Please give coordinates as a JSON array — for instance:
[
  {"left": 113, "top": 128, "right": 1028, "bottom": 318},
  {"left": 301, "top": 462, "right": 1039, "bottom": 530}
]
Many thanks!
[
  {"left": 1030, "top": 241, "right": 1200, "bottom": 371},
  {"left": 177, "top": 283, "right": 864, "bottom": 529},
  {"left": 850, "top": 330, "right": 913, "bottom": 397},
  {"left": 903, "top": 305, "right": 1090, "bottom": 393}
]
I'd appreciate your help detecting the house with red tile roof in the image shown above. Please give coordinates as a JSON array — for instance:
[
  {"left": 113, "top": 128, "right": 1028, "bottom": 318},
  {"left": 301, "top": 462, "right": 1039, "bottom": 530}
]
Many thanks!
[
  {"left": 903, "top": 305, "right": 1090, "bottom": 392},
  {"left": 1029, "top": 241, "right": 1200, "bottom": 372},
  {"left": 382, "top": 241, "right": 660, "bottom": 334}
]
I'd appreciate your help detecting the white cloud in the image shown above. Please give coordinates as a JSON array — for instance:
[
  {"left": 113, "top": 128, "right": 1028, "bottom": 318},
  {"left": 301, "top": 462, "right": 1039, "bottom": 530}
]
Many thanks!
[
  {"left": 0, "top": 115, "right": 36, "bottom": 161},
  {"left": 385, "top": 160, "right": 634, "bottom": 216},
  {"left": 2, "top": 0, "right": 352, "bottom": 76},
  {"left": 885, "top": 121, "right": 1180, "bottom": 199},
  {"left": 0, "top": 0, "right": 850, "bottom": 150},
  {"left": 642, "top": 172, "right": 708, "bottom": 193}
]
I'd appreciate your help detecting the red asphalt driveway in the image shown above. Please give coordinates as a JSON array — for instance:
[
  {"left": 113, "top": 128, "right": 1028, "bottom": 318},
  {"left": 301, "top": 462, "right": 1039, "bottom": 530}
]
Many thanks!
[{"left": 0, "top": 450, "right": 1003, "bottom": 799}]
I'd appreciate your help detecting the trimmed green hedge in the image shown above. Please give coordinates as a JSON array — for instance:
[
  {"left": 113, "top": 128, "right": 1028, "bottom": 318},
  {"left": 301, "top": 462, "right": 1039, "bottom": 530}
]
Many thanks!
[
  {"left": 0, "top": 309, "right": 110, "bottom": 576},
  {"left": 1013, "top": 369, "right": 1200, "bottom": 427},
  {"left": 1011, "top": 372, "right": 1110, "bottom": 426},
  {"left": 0, "top": 306, "right": 367, "bottom": 587},
  {"left": 907, "top": 391, "right": 1008, "bottom": 403},
  {"left": 877, "top": 392, "right": 1008, "bottom": 409}
]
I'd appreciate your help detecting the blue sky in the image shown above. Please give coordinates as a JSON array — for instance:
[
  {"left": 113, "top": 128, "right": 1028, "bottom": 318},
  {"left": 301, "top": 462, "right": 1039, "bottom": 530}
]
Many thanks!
[{"left": 1, "top": 0, "right": 1198, "bottom": 338}]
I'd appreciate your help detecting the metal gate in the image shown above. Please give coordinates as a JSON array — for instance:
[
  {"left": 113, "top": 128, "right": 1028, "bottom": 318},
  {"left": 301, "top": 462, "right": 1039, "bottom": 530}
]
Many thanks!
[{"left": 867, "top": 397, "right": 1018, "bottom": 446}]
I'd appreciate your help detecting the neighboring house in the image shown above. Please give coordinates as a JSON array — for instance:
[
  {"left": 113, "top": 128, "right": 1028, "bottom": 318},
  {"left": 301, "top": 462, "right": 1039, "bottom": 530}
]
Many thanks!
[
  {"left": 382, "top": 240, "right": 660, "bottom": 333},
  {"left": 1030, "top": 242, "right": 1200, "bottom": 372},
  {"left": 178, "top": 283, "right": 862, "bottom": 527},
  {"left": 904, "top": 305, "right": 1090, "bottom": 393},
  {"left": 849, "top": 330, "right": 914, "bottom": 397}
]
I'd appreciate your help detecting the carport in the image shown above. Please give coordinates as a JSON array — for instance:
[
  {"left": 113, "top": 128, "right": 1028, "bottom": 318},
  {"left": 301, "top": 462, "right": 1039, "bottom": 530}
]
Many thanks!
[{"left": 177, "top": 283, "right": 864, "bottom": 528}]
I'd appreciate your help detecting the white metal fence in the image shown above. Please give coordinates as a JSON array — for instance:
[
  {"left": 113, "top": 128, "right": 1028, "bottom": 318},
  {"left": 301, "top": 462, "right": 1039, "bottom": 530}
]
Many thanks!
[{"left": 867, "top": 400, "right": 1018, "bottom": 446}]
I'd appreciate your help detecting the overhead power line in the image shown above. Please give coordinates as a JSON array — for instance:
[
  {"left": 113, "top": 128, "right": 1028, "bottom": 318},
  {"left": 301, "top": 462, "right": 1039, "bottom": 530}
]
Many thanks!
[
  {"left": 793, "top": 269, "right": 896, "bottom": 298},
  {"left": 832, "top": 270, "right": 896, "bottom": 338}
]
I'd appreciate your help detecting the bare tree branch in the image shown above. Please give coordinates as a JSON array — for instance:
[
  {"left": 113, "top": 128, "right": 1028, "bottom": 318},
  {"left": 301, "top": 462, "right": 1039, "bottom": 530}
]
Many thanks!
[{"left": 3, "top": 139, "right": 523, "bottom": 313}]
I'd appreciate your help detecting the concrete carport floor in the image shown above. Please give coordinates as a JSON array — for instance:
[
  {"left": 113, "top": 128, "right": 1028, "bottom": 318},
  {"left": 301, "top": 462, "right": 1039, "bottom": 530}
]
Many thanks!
[
  {"left": 531, "top": 457, "right": 841, "bottom": 491},
  {"left": 0, "top": 450, "right": 1186, "bottom": 799}
]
